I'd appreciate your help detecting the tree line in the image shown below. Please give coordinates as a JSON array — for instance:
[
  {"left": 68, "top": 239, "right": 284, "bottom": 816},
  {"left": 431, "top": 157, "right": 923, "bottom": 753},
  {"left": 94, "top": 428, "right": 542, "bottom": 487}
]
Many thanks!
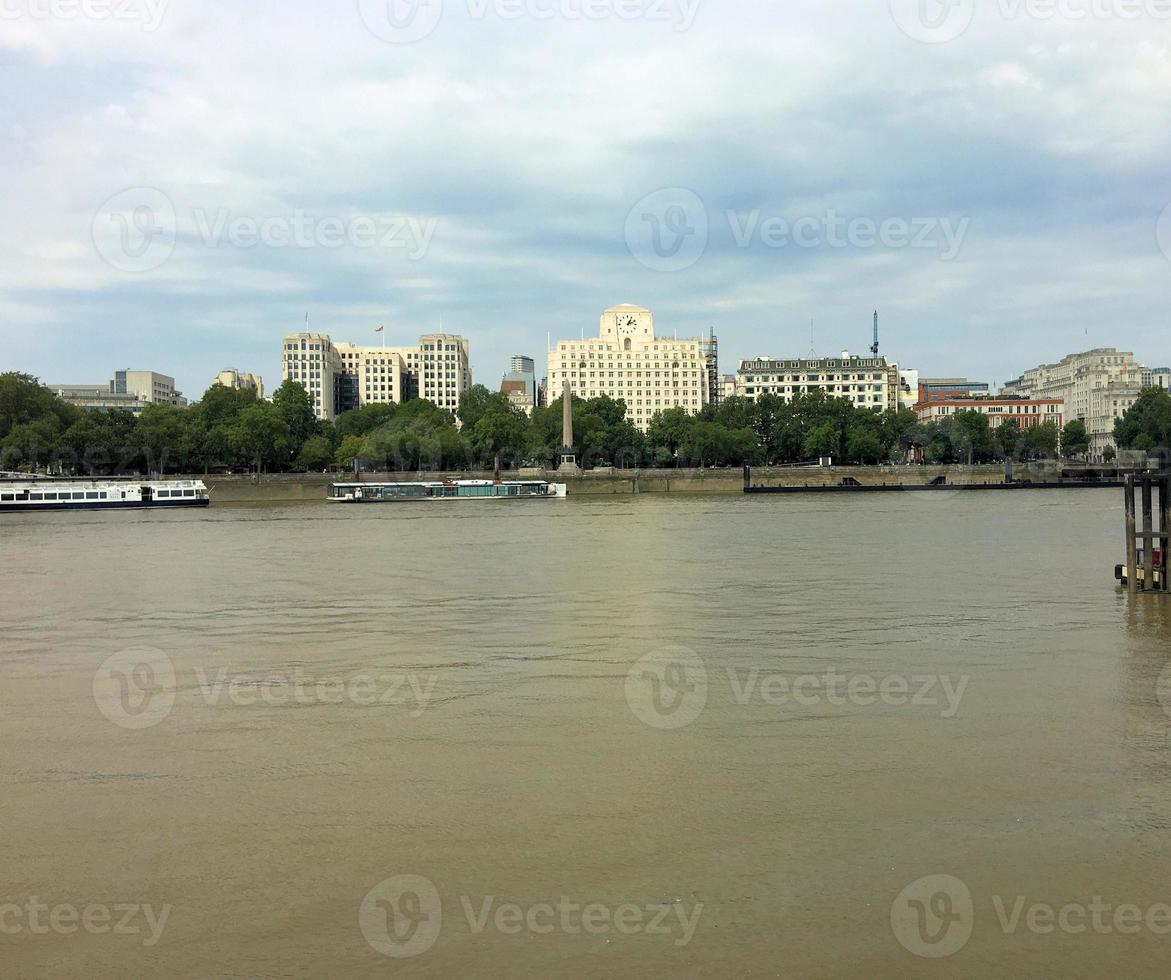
[{"left": 3, "top": 371, "right": 1168, "bottom": 476}]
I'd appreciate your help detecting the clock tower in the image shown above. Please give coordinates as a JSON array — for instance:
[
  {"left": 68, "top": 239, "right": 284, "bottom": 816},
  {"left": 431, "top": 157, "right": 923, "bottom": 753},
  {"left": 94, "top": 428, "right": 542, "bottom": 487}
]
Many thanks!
[{"left": 599, "top": 304, "right": 654, "bottom": 341}]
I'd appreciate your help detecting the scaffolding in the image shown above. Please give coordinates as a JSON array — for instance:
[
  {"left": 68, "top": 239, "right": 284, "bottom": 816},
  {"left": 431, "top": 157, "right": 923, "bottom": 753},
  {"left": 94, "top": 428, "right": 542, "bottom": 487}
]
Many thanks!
[{"left": 700, "top": 329, "right": 719, "bottom": 408}]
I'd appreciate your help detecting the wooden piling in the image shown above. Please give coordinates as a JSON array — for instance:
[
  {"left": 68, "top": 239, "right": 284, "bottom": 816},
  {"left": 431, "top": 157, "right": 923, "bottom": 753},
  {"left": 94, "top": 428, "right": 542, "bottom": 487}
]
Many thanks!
[
  {"left": 1143, "top": 480, "right": 1155, "bottom": 592},
  {"left": 1161, "top": 475, "right": 1170, "bottom": 593},
  {"left": 1125, "top": 475, "right": 1138, "bottom": 594}
]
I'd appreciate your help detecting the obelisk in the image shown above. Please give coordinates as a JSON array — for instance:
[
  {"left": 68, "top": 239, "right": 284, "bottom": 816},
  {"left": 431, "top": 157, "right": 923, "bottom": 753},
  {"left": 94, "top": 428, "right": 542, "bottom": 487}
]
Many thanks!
[{"left": 558, "top": 379, "right": 580, "bottom": 473}]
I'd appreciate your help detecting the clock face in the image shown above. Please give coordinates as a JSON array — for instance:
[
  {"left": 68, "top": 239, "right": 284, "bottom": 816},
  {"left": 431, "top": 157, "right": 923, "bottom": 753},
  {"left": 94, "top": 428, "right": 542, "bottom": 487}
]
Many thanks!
[{"left": 617, "top": 315, "right": 639, "bottom": 334}]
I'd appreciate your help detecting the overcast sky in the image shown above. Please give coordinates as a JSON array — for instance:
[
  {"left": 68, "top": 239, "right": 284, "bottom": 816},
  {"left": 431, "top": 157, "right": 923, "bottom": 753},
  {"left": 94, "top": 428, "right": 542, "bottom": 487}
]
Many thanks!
[{"left": 3, "top": 0, "right": 1170, "bottom": 400}]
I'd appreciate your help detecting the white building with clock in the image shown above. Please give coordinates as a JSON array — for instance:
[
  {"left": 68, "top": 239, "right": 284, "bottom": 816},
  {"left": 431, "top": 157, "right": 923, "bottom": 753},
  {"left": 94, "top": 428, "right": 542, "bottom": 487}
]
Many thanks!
[{"left": 546, "top": 305, "right": 710, "bottom": 431}]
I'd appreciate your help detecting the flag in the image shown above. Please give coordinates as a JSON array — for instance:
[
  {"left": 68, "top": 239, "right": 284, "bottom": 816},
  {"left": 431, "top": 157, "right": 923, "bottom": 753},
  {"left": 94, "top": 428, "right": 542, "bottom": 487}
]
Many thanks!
[{"left": 374, "top": 325, "right": 384, "bottom": 333}]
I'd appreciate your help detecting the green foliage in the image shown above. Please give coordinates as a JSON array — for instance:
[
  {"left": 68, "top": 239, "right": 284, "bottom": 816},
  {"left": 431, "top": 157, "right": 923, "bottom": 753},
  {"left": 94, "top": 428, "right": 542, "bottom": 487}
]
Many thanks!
[
  {"left": 1114, "top": 388, "right": 1171, "bottom": 452},
  {"left": 2, "top": 367, "right": 1093, "bottom": 475},
  {"left": 1060, "top": 419, "right": 1090, "bottom": 458}
]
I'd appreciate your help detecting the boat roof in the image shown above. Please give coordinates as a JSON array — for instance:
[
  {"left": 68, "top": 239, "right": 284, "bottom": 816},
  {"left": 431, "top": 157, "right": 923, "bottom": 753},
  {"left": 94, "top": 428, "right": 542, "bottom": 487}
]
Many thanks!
[{"left": 331, "top": 480, "right": 550, "bottom": 488}]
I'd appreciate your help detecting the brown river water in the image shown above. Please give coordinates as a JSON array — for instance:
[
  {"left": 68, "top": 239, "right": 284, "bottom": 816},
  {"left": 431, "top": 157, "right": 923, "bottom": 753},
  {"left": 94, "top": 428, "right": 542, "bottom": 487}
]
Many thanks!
[{"left": 2, "top": 490, "right": 1170, "bottom": 978}]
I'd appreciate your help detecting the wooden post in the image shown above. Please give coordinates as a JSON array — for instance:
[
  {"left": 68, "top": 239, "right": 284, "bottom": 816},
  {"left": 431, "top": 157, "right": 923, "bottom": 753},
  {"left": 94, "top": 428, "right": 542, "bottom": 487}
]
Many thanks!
[
  {"left": 1125, "top": 475, "right": 1138, "bottom": 594},
  {"left": 1161, "top": 475, "right": 1170, "bottom": 593},
  {"left": 1143, "top": 480, "right": 1155, "bottom": 592}
]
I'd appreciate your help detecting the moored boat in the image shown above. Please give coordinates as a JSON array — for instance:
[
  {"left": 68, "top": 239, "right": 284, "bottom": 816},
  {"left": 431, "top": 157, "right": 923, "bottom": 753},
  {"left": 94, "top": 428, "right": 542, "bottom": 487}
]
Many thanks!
[
  {"left": 328, "top": 479, "right": 567, "bottom": 502},
  {"left": 0, "top": 477, "right": 211, "bottom": 512}
]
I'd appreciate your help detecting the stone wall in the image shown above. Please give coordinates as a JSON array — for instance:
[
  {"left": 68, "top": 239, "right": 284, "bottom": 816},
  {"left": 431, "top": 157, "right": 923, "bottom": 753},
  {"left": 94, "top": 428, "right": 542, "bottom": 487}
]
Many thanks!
[{"left": 199, "top": 461, "right": 1097, "bottom": 503}]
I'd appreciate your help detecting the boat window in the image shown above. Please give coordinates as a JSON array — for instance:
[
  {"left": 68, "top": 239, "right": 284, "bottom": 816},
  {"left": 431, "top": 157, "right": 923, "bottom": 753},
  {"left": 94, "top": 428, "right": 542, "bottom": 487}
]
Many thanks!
[
  {"left": 73, "top": 492, "right": 85, "bottom": 500},
  {"left": 43, "top": 493, "right": 57, "bottom": 500},
  {"left": 1, "top": 493, "right": 13, "bottom": 501},
  {"left": 86, "top": 492, "right": 99, "bottom": 500},
  {"left": 30, "top": 493, "right": 43, "bottom": 500}
]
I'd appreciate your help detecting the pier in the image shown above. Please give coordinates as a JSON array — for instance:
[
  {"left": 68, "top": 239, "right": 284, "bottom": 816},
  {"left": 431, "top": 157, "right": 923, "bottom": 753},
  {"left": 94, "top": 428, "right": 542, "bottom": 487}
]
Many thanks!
[{"left": 1120, "top": 472, "right": 1170, "bottom": 593}]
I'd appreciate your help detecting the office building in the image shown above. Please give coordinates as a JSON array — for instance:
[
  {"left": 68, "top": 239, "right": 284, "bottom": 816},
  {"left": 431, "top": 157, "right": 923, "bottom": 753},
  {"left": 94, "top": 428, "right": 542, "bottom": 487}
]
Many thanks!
[
  {"left": 546, "top": 305, "right": 710, "bottom": 431},
  {"left": 215, "top": 369, "right": 264, "bottom": 400},
  {"left": 50, "top": 370, "right": 187, "bottom": 413},
  {"left": 1002, "top": 348, "right": 1142, "bottom": 460},
  {"left": 915, "top": 397, "right": 1064, "bottom": 430},
  {"left": 732, "top": 352, "right": 900, "bottom": 411},
  {"left": 281, "top": 330, "right": 471, "bottom": 421}
]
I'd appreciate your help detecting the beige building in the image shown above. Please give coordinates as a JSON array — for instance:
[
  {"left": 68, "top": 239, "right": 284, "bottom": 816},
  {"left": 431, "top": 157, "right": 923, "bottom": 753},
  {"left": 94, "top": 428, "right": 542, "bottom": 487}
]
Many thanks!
[
  {"left": 546, "top": 305, "right": 710, "bottom": 431},
  {"left": 282, "top": 330, "right": 471, "bottom": 421},
  {"left": 732, "top": 353, "right": 900, "bottom": 410},
  {"left": 215, "top": 369, "right": 264, "bottom": 400},
  {"left": 50, "top": 370, "right": 186, "bottom": 413},
  {"left": 1002, "top": 348, "right": 1143, "bottom": 460},
  {"left": 916, "top": 398, "right": 1064, "bottom": 430}
]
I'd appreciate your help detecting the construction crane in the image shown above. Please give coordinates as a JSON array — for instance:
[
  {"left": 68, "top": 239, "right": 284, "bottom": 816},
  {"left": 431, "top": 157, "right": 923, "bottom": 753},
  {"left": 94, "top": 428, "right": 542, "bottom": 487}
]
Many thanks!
[{"left": 870, "top": 310, "right": 880, "bottom": 357}]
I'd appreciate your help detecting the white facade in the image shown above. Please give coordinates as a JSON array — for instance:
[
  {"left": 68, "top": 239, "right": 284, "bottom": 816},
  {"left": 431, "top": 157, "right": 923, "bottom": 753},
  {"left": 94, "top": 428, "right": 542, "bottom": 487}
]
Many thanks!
[
  {"left": 215, "top": 368, "right": 264, "bottom": 400},
  {"left": 732, "top": 354, "right": 899, "bottom": 410},
  {"left": 114, "top": 370, "right": 186, "bottom": 407},
  {"left": 546, "top": 305, "right": 710, "bottom": 431},
  {"left": 897, "top": 368, "right": 919, "bottom": 411},
  {"left": 1002, "top": 348, "right": 1142, "bottom": 460},
  {"left": 282, "top": 331, "right": 471, "bottom": 421}
]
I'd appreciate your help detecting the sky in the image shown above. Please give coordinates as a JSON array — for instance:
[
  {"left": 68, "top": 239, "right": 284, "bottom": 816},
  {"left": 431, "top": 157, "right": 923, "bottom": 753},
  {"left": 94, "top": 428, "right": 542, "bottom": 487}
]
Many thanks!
[{"left": 2, "top": 0, "right": 1170, "bottom": 401}]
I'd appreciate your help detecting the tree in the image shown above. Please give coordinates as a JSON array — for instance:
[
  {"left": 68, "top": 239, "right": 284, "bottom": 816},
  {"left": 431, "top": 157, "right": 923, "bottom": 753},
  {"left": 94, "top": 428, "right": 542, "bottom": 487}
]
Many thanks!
[
  {"left": 1114, "top": 388, "right": 1171, "bottom": 452},
  {"left": 230, "top": 404, "right": 293, "bottom": 475},
  {"left": 1020, "top": 420, "right": 1060, "bottom": 460},
  {"left": 334, "top": 434, "right": 366, "bottom": 470},
  {"left": 803, "top": 423, "right": 839, "bottom": 461},
  {"left": 1060, "top": 419, "right": 1089, "bottom": 459},
  {"left": 0, "top": 372, "right": 77, "bottom": 441},
  {"left": 846, "top": 426, "right": 883, "bottom": 464},
  {"left": 950, "top": 410, "right": 995, "bottom": 464},
  {"left": 271, "top": 380, "right": 317, "bottom": 447},
  {"left": 1102, "top": 445, "right": 1117, "bottom": 462},
  {"left": 296, "top": 434, "right": 333, "bottom": 471},
  {"left": 995, "top": 418, "right": 1022, "bottom": 459}
]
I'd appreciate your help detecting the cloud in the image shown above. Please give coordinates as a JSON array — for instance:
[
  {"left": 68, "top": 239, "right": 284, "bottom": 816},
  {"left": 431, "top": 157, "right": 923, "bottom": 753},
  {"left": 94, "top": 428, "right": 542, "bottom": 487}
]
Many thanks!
[{"left": 1, "top": 0, "right": 1169, "bottom": 398}]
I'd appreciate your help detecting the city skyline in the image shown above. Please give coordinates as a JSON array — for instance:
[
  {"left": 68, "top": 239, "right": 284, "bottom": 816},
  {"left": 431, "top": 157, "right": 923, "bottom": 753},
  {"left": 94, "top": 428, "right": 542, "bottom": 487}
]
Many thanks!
[{"left": 3, "top": 5, "right": 1170, "bottom": 400}]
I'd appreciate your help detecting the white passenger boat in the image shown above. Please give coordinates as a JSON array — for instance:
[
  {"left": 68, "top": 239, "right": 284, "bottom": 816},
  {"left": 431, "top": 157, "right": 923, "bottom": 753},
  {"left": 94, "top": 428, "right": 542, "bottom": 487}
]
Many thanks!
[
  {"left": 0, "top": 477, "right": 211, "bottom": 512},
  {"left": 328, "top": 479, "right": 567, "bottom": 502}
]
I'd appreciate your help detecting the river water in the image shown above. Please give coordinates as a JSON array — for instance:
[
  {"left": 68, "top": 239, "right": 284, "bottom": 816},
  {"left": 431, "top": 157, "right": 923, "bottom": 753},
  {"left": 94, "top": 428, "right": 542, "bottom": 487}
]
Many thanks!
[{"left": 2, "top": 490, "right": 1170, "bottom": 978}]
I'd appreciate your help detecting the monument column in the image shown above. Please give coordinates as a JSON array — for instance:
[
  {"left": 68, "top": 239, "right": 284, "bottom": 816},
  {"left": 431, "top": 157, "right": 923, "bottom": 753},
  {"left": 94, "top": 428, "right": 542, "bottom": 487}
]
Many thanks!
[{"left": 558, "top": 379, "right": 581, "bottom": 473}]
